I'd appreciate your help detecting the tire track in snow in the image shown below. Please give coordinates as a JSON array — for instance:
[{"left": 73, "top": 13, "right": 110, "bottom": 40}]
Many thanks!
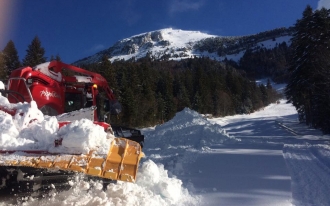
[
  {"left": 283, "top": 144, "right": 330, "bottom": 206},
  {"left": 275, "top": 120, "right": 300, "bottom": 136}
]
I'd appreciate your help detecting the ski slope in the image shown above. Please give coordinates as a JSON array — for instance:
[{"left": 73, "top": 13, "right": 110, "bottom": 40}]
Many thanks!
[{"left": 1, "top": 95, "right": 330, "bottom": 205}]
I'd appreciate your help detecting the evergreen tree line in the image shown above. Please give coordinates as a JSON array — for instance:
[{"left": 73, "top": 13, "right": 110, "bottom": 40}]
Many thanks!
[
  {"left": 238, "top": 41, "right": 291, "bottom": 83},
  {"left": 0, "top": 36, "right": 61, "bottom": 81},
  {"left": 82, "top": 56, "right": 280, "bottom": 127},
  {"left": 194, "top": 27, "right": 294, "bottom": 55},
  {"left": 194, "top": 30, "right": 294, "bottom": 85},
  {"left": 285, "top": 6, "right": 330, "bottom": 133}
]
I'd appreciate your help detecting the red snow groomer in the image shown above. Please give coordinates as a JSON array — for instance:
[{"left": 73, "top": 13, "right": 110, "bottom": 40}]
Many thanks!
[{"left": 0, "top": 61, "right": 144, "bottom": 195}]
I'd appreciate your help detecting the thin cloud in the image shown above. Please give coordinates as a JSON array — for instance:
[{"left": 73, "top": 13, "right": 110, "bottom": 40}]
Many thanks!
[
  {"left": 86, "top": 44, "right": 106, "bottom": 53},
  {"left": 317, "top": 0, "right": 330, "bottom": 9},
  {"left": 169, "top": 0, "right": 205, "bottom": 14},
  {"left": 114, "top": 0, "right": 141, "bottom": 25}
]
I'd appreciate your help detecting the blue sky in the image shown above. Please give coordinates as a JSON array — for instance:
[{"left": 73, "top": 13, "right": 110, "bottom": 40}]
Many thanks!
[{"left": 0, "top": 0, "right": 325, "bottom": 64}]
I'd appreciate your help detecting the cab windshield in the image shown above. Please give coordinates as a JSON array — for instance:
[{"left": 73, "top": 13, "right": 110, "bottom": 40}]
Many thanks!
[{"left": 65, "top": 92, "right": 84, "bottom": 113}]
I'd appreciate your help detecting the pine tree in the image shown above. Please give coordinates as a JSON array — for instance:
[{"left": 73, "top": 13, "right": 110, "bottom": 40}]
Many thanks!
[
  {"left": 118, "top": 70, "right": 136, "bottom": 126},
  {"left": 0, "top": 52, "right": 7, "bottom": 80},
  {"left": 192, "top": 91, "right": 202, "bottom": 112},
  {"left": 100, "top": 55, "right": 117, "bottom": 90},
  {"left": 22, "top": 36, "right": 47, "bottom": 66},
  {"left": 156, "top": 92, "right": 165, "bottom": 124},
  {"left": 285, "top": 5, "right": 314, "bottom": 124},
  {"left": 174, "top": 75, "right": 191, "bottom": 111},
  {"left": 2, "top": 40, "right": 21, "bottom": 73},
  {"left": 308, "top": 8, "right": 330, "bottom": 131},
  {"left": 286, "top": 6, "right": 330, "bottom": 133},
  {"left": 50, "top": 54, "right": 61, "bottom": 61},
  {"left": 162, "top": 71, "right": 176, "bottom": 120},
  {"left": 266, "top": 79, "right": 272, "bottom": 89},
  {"left": 196, "top": 66, "right": 213, "bottom": 114},
  {"left": 138, "top": 63, "right": 157, "bottom": 125}
]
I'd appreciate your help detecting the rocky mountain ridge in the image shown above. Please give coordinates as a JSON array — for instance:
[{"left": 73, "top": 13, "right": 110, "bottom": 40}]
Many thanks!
[{"left": 74, "top": 27, "right": 294, "bottom": 65}]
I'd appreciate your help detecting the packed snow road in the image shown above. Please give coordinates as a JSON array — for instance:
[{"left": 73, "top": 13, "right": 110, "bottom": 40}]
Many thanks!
[
  {"left": 179, "top": 143, "right": 292, "bottom": 206},
  {"left": 284, "top": 144, "right": 330, "bottom": 206},
  {"left": 203, "top": 101, "right": 329, "bottom": 206},
  {"left": 144, "top": 99, "right": 330, "bottom": 206}
]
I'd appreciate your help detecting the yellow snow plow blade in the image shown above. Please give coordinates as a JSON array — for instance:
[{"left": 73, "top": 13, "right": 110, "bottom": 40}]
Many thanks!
[{"left": 0, "top": 138, "right": 144, "bottom": 183}]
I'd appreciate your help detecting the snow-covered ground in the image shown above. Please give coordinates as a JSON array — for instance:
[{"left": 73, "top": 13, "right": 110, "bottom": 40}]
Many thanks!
[{"left": 1, "top": 85, "right": 330, "bottom": 205}]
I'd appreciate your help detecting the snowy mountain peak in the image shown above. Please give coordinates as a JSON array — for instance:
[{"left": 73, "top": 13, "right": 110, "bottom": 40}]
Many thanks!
[
  {"left": 74, "top": 27, "right": 293, "bottom": 65},
  {"left": 74, "top": 28, "right": 217, "bottom": 64},
  {"left": 123, "top": 28, "right": 215, "bottom": 49}
]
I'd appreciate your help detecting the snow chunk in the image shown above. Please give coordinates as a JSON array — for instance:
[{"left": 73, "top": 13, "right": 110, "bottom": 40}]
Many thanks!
[
  {"left": 13, "top": 101, "right": 44, "bottom": 131},
  {"left": 137, "top": 160, "right": 185, "bottom": 204},
  {"left": 19, "top": 116, "right": 59, "bottom": 149},
  {"left": 0, "top": 111, "right": 20, "bottom": 147},
  {"left": 0, "top": 81, "right": 5, "bottom": 90},
  {"left": 57, "top": 119, "right": 112, "bottom": 154},
  {"left": 33, "top": 62, "right": 62, "bottom": 82}
]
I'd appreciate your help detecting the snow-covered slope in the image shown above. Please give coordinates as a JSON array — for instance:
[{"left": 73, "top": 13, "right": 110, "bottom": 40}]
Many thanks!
[
  {"left": 108, "top": 28, "right": 216, "bottom": 62},
  {"left": 74, "top": 27, "right": 292, "bottom": 65}
]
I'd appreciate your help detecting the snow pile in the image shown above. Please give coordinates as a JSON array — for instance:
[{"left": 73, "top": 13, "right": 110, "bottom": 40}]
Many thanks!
[
  {"left": 14, "top": 101, "right": 44, "bottom": 131},
  {"left": 136, "top": 160, "right": 191, "bottom": 204},
  {"left": 0, "top": 111, "right": 23, "bottom": 147},
  {"left": 146, "top": 108, "right": 235, "bottom": 149},
  {"left": 0, "top": 92, "right": 113, "bottom": 154},
  {"left": 0, "top": 81, "right": 5, "bottom": 89},
  {"left": 56, "top": 119, "right": 112, "bottom": 154},
  {"left": 142, "top": 108, "right": 236, "bottom": 178},
  {"left": 18, "top": 116, "right": 58, "bottom": 149},
  {"left": 0, "top": 90, "right": 44, "bottom": 132}
]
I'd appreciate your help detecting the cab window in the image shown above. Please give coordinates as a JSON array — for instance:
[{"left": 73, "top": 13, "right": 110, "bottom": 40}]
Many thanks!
[{"left": 65, "top": 92, "right": 83, "bottom": 113}]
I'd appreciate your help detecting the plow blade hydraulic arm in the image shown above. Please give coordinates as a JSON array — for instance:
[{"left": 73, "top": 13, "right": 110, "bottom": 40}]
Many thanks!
[{"left": 0, "top": 138, "right": 144, "bottom": 183}]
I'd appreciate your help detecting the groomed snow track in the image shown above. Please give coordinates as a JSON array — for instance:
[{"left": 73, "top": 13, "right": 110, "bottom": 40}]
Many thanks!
[{"left": 283, "top": 144, "right": 330, "bottom": 206}]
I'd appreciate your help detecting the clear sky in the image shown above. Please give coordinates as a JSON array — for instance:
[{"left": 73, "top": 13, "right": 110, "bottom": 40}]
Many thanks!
[{"left": 0, "top": 0, "right": 326, "bottom": 64}]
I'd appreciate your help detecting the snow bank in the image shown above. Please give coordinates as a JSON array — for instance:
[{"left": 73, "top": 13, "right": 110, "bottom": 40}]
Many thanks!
[
  {"left": 146, "top": 108, "right": 235, "bottom": 149},
  {"left": 0, "top": 90, "right": 113, "bottom": 154},
  {"left": 55, "top": 119, "right": 114, "bottom": 154},
  {"left": 142, "top": 108, "right": 236, "bottom": 180}
]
